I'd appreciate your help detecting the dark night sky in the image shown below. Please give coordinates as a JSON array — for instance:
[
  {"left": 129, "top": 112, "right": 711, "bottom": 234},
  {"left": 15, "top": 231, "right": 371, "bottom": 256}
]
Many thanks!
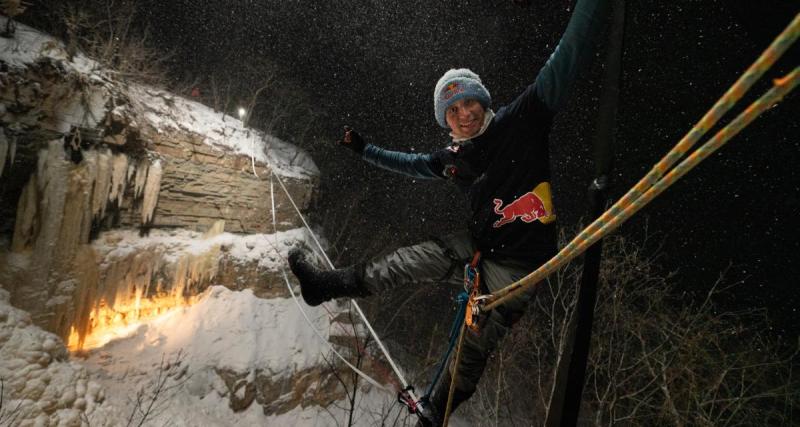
[{"left": 132, "top": 0, "right": 799, "bottom": 334}]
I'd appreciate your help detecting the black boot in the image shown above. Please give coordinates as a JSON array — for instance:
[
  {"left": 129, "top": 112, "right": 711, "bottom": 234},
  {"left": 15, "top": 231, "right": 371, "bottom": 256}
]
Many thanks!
[
  {"left": 288, "top": 248, "right": 371, "bottom": 306},
  {"left": 416, "top": 370, "right": 473, "bottom": 427}
]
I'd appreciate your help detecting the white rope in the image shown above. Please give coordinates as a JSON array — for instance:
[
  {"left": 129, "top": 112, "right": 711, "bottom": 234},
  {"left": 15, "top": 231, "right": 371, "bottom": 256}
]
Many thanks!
[
  {"left": 270, "top": 169, "right": 416, "bottom": 395},
  {"left": 251, "top": 138, "right": 259, "bottom": 178},
  {"left": 282, "top": 269, "right": 390, "bottom": 391},
  {"left": 268, "top": 159, "right": 418, "bottom": 403},
  {"left": 269, "top": 172, "right": 391, "bottom": 393}
]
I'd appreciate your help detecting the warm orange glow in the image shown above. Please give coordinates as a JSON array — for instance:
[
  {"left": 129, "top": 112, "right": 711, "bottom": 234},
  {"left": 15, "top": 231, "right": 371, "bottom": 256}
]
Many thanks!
[
  {"left": 69, "top": 221, "right": 226, "bottom": 352},
  {"left": 68, "top": 293, "right": 200, "bottom": 351}
]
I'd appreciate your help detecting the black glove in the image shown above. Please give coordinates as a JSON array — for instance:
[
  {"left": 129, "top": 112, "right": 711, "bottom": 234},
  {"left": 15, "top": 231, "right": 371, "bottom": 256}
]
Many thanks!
[{"left": 337, "top": 125, "right": 366, "bottom": 155}]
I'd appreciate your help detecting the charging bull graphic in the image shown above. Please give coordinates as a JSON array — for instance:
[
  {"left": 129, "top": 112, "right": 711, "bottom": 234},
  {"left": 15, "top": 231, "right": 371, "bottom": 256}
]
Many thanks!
[{"left": 492, "top": 182, "right": 556, "bottom": 228}]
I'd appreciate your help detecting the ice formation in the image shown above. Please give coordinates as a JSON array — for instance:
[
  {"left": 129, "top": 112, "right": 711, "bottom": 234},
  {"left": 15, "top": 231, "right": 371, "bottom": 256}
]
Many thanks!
[
  {"left": 90, "top": 149, "right": 112, "bottom": 220},
  {"left": 11, "top": 176, "right": 38, "bottom": 252},
  {"left": 0, "top": 129, "right": 7, "bottom": 177},
  {"left": 140, "top": 159, "right": 162, "bottom": 224},
  {"left": 133, "top": 158, "right": 149, "bottom": 199},
  {"left": 30, "top": 141, "right": 71, "bottom": 269},
  {"left": 9, "top": 134, "right": 16, "bottom": 167},
  {"left": 68, "top": 225, "right": 307, "bottom": 351},
  {"left": 107, "top": 153, "right": 128, "bottom": 207}
]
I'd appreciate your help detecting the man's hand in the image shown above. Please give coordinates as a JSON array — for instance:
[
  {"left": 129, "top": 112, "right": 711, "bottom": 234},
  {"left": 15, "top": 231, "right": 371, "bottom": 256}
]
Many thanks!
[{"left": 337, "top": 126, "right": 366, "bottom": 155}]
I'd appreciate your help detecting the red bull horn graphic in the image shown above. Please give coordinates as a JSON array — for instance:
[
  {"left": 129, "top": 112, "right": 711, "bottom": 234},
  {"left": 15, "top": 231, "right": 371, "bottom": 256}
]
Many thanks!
[
  {"left": 492, "top": 182, "right": 556, "bottom": 228},
  {"left": 442, "top": 82, "right": 464, "bottom": 100}
]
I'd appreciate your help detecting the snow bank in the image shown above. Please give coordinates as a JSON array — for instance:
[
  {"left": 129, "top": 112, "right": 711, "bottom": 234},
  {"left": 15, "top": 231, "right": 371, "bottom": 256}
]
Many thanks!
[
  {"left": 0, "top": 288, "right": 114, "bottom": 426},
  {"left": 85, "top": 286, "right": 329, "bottom": 376},
  {"left": 80, "top": 286, "right": 408, "bottom": 426},
  {"left": 0, "top": 282, "right": 413, "bottom": 426},
  {"left": 126, "top": 84, "right": 318, "bottom": 179},
  {"left": 0, "top": 16, "right": 100, "bottom": 75},
  {"left": 130, "top": 376, "right": 410, "bottom": 427},
  {"left": 94, "top": 227, "right": 312, "bottom": 270}
]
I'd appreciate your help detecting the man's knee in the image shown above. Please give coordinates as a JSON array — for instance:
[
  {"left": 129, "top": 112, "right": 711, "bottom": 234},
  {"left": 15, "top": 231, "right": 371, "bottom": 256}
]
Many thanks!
[{"left": 359, "top": 239, "right": 461, "bottom": 294}]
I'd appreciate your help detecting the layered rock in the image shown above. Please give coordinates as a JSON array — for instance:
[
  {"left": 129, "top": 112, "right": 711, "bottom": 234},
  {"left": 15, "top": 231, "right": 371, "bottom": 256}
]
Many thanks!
[{"left": 0, "top": 19, "right": 318, "bottom": 342}]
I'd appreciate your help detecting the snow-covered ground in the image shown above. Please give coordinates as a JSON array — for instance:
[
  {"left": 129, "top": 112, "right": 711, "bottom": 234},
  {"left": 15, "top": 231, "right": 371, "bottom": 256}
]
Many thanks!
[
  {"left": 0, "top": 288, "right": 117, "bottom": 426},
  {"left": 0, "top": 16, "right": 100, "bottom": 75},
  {"left": 0, "top": 283, "right": 412, "bottom": 426},
  {"left": 80, "top": 286, "right": 407, "bottom": 426},
  {"left": 85, "top": 286, "right": 329, "bottom": 381},
  {"left": 93, "top": 227, "right": 310, "bottom": 269}
]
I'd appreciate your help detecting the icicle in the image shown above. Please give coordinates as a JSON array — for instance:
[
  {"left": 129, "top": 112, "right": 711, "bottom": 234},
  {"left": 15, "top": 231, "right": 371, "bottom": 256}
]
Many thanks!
[
  {"left": 11, "top": 176, "right": 38, "bottom": 252},
  {"left": 127, "top": 162, "right": 135, "bottom": 181},
  {"left": 9, "top": 135, "right": 16, "bottom": 166},
  {"left": 0, "top": 130, "right": 7, "bottom": 178},
  {"left": 91, "top": 149, "right": 112, "bottom": 220},
  {"left": 107, "top": 153, "right": 129, "bottom": 207},
  {"left": 81, "top": 151, "right": 98, "bottom": 232},
  {"left": 31, "top": 141, "right": 71, "bottom": 268},
  {"left": 82, "top": 150, "right": 98, "bottom": 177},
  {"left": 133, "top": 159, "right": 149, "bottom": 199},
  {"left": 140, "top": 160, "right": 162, "bottom": 224},
  {"left": 203, "top": 220, "right": 226, "bottom": 238},
  {"left": 36, "top": 140, "right": 66, "bottom": 190},
  {"left": 36, "top": 146, "right": 49, "bottom": 191}
]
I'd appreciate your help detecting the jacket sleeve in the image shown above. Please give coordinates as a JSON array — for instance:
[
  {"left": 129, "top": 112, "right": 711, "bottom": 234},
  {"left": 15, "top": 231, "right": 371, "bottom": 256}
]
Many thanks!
[
  {"left": 362, "top": 144, "right": 444, "bottom": 180},
  {"left": 533, "top": 0, "right": 610, "bottom": 112},
  {"left": 504, "top": 0, "right": 610, "bottom": 119}
]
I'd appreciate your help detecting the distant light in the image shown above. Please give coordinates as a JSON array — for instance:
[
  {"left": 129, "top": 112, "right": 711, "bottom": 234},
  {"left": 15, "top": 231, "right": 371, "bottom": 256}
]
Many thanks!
[{"left": 237, "top": 107, "right": 246, "bottom": 119}]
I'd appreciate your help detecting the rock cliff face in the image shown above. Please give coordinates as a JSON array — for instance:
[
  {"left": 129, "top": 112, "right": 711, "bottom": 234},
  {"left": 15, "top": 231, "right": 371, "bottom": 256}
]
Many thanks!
[
  {"left": 0, "top": 19, "right": 383, "bottom": 425},
  {"left": 0, "top": 18, "right": 318, "bottom": 342}
]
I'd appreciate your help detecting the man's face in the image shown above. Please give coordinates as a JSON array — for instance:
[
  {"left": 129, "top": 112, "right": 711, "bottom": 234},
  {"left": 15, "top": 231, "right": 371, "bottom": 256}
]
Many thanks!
[{"left": 445, "top": 98, "right": 486, "bottom": 139}]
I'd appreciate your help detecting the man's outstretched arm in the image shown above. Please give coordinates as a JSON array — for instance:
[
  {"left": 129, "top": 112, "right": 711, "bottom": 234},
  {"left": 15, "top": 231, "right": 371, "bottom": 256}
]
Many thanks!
[
  {"left": 339, "top": 127, "right": 442, "bottom": 180},
  {"left": 362, "top": 144, "right": 442, "bottom": 180},
  {"left": 534, "top": 0, "right": 611, "bottom": 112}
]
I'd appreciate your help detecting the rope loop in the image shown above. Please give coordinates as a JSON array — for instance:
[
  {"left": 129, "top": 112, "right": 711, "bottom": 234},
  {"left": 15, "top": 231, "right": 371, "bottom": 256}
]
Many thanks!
[{"left": 397, "top": 385, "right": 421, "bottom": 414}]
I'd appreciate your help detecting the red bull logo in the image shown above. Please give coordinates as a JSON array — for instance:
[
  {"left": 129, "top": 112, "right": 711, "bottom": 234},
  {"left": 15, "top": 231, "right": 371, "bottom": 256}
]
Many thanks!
[
  {"left": 492, "top": 182, "right": 556, "bottom": 228},
  {"left": 442, "top": 82, "right": 464, "bottom": 100}
]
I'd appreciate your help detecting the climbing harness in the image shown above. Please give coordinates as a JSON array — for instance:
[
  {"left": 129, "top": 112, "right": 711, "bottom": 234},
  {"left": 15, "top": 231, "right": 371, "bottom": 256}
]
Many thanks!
[
  {"left": 397, "top": 253, "right": 480, "bottom": 417},
  {"left": 443, "top": 252, "right": 486, "bottom": 424},
  {"left": 463, "top": 251, "right": 489, "bottom": 333}
]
